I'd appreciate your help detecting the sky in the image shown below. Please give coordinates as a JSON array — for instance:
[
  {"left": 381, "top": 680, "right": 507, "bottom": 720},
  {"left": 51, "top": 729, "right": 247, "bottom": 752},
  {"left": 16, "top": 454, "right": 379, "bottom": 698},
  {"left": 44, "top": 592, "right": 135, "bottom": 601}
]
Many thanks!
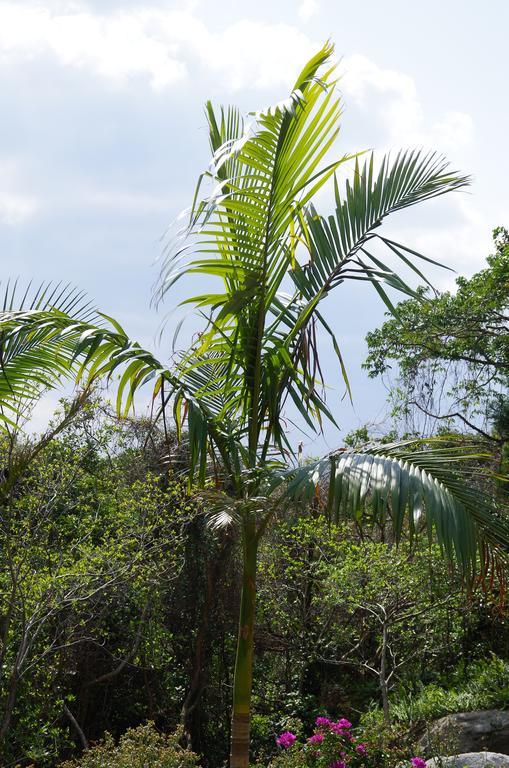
[{"left": 0, "top": 0, "right": 507, "bottom": 453}]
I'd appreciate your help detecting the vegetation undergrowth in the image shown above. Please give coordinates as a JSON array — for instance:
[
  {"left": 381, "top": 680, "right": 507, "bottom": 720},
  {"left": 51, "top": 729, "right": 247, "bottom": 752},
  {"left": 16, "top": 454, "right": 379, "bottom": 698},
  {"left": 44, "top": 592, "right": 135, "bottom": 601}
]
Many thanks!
[{"left": 362, "top": 655, "right": 509, "bottom": 729}]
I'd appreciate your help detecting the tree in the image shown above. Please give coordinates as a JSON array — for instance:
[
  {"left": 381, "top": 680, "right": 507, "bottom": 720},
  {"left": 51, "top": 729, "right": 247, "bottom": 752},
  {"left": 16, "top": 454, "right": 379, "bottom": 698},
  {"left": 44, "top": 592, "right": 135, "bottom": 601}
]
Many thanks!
[
  {"left": 1, "top": 44, "right": 509, "bottom": 768},
  {"left": 363, "top": 227, "right": 509, "bottom": 440},
  {"left": 320, "top": 539, "right": 463, "bottom": 724},
  {"left": 256, "top": 519, "right": 471, "bottom": 732},
  {"left": 0, "top": 403, "right": 190, "bottom": 763}
]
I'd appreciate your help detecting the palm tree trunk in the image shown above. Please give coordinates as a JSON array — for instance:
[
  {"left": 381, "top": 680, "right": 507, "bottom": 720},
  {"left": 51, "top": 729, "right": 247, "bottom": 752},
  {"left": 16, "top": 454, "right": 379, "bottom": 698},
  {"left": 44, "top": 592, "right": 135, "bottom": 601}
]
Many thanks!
[{"left": 229, "top": 524, "right": 258, "bottom": 768}]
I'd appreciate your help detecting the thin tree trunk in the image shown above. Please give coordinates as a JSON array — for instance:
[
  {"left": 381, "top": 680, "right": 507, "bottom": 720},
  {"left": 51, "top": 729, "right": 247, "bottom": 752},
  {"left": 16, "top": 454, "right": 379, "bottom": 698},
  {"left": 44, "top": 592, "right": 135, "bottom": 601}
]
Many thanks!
[
  {"left": 379, "top": 620, "right": 390, "bottom": 724},
  {"left": 0, "top": 624, "right": 28, "bottom": 745},
  {"left": 63, "top": 703, "right": 89, "bottom": 750},
  {"left": 229, "top": 525, "right": 257, "bottom": 768}
]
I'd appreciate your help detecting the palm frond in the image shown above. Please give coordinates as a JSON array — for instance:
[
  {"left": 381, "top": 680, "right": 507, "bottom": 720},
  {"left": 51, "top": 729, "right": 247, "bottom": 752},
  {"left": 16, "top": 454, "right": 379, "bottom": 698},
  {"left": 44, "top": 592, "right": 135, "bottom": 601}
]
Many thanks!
[
  {"left": 153, "top": 44, "right": 349, "bottom": 450},
  {"left": 0, "top": 307, "right": 242, "bottom": 488},
  {"left": 257, "top": 152, "right": 470, "bottom": 438},
  {"left": 0, "top": 282, "right": 98, "bottom": 425},
  {"left": 275, "top": 441, "right": 509, "bottom": 576},
  {"left": 294, "top": 151, "right": 469, "bottom": 307}
]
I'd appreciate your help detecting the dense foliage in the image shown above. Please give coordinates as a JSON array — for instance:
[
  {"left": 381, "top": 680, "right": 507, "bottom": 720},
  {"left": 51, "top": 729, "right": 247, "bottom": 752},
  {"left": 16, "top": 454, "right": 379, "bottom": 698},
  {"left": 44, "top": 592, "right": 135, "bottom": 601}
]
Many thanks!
[
  {"left": 57, "top": 723, "right": 199, "bottom": 768},
  {"left": 0, "top": 401, "right": 507, "bottom": 766},
  {"left": 364, "top": 228, "right": 509, "bottom": 438}
]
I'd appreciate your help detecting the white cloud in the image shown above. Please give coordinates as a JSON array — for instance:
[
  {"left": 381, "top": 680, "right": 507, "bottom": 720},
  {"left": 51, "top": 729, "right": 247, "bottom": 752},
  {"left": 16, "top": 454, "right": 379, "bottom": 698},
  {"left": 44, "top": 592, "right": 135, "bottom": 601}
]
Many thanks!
[
  {"left": 0, "top": 3, "right": 187, "bottom": 89},
  {"left": 298, "top": 0, "right": 319, "bottom": 22},
  {"left": 426, "top": 111, "right": 474, "bottom": 152},
  {"left": 0, "top": 4, "right": 471, "bottom": 158},
  {"left": 0, "top": 1, "right": 478, "bottom": 258},
  {"left": 207, "top": 20, "right": 316, "bottom": 90},
  {"left": 341, "top": 54, "right": 474, "bottom": 156},
  {"left": 0, "top": 158, "right": 38, "bottom": 224},
  {"left": 0, "top": 0, "right": 475, "bottom": 164},
  {"left": 0, "top": 2, "right": 316, "bottom": 91},
  {"left": 0, "top": 193, "right": 37, "bottom": 224}
]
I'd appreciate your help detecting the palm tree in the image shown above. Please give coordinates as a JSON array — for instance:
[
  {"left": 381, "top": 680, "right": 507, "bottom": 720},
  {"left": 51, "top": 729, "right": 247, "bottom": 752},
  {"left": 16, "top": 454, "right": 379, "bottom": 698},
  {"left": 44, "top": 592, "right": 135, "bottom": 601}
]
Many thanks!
[{"left": 1, "top": 43, "right": 508, "bottom": 767}]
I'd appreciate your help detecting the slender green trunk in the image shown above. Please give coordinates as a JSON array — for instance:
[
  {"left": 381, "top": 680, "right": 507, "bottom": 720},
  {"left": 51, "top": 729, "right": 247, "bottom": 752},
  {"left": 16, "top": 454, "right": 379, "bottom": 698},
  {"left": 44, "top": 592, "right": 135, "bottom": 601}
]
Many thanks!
[{"left": 230, "top": 523, "right": 258, "bottom": 768}]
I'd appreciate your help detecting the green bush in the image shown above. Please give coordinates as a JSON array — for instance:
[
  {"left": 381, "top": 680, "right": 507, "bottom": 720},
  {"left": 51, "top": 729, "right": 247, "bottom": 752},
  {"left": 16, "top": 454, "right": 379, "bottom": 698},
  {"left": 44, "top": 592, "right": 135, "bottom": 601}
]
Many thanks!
[{"left": 57, "top": 723, "right": 200, "bottom": 768}]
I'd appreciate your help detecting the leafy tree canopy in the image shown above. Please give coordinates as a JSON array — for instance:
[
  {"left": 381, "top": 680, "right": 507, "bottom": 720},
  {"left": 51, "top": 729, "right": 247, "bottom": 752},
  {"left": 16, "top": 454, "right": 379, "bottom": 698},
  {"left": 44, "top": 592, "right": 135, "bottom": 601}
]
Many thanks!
[{"left": 364, "top": 228, "right": 509, "bottom": 437}]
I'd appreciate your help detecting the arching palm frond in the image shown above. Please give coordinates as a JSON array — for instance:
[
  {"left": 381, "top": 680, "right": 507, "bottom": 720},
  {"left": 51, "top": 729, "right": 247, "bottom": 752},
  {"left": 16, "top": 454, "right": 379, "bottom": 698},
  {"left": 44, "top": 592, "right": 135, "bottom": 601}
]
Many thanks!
[
  {"left": 0, "top": 308, "right": 237, "bottom": 486},
  {"left": 296, "top": 151, "right": 469, "bottom": 309},
  {"left": 158, "top": 42, "right": 344, "bottom": 308},
  {"left": 153, "top": 101, "right": 245, "bottom": 310},
  {"left": 259, "top": 152, "right": 470, "bottom": 440},
  {"left": 156, "top": 51, "right": 470, "bottom": 459},
  {"left": 0, "top": 282, "right": 97, "bottom": 426},
  {"left": 276, "top": 441, "right": 509, "bottom": 576}
]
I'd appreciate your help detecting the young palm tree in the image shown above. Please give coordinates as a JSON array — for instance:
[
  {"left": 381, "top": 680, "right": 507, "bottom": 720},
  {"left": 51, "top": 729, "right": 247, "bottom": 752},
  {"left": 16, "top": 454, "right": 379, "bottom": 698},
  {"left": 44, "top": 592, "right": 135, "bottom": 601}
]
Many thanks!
[{"left": 1, "top": 43, "right": 508, "bottom": 768}]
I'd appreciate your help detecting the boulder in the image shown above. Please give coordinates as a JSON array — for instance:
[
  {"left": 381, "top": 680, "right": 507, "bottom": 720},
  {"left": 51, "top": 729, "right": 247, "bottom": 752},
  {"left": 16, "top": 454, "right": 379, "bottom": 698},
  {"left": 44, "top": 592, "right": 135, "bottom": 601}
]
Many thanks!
[
  {"left": 420, "top": 712, "right": 509, "bottom": 756},
  {"left": 426, "top": 753, "right": 509, "bottom": 768}
]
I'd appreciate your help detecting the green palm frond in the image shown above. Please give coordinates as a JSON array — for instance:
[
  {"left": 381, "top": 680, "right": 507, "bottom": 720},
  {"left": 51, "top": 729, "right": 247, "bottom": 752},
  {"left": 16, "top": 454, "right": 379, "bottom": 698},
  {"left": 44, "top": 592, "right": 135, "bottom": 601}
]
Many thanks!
[
  {"left": 294, "top": 151, "right": 469, "bottom": 310},
  {"left": 276, "top": 441, "right": 509, "bottom": 575},
  {"left": 256, "top": 152, "right": 470, "bottom": 436},
  {"left": 0, "top": 282, "right": 97, "bottom": 425},
  {"left": 0, "top": 307, "right": 239, "bottom": 487},
  {"left": 154, "top": 102, "right": 245, "bottom": 309},
  {"left": 155, "top": 43, "right": 343, "bottom": 310},
  {"left": 154, "top": 58, "right": 470, "bottom": 458}
]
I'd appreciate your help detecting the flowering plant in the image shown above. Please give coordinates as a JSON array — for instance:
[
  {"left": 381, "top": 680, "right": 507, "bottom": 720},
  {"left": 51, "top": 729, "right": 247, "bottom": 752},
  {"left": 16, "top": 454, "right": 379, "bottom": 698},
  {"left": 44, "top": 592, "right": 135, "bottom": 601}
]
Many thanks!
[
  {"left": 273, "top": 716, "right": 372, "bottom": 768},
  {"left": 272, "top": 716, "right": 426, "bottom": 768}
]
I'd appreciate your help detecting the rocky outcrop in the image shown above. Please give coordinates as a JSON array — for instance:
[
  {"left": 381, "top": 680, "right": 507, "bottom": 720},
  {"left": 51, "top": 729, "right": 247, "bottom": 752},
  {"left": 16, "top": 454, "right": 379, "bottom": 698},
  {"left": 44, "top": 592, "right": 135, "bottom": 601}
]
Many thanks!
[
  {"left": 420, "top": 711, "right": 509, "bottom": 756},
  {"left": 426, "top": 753, "right": 509, "bottom": 768}
]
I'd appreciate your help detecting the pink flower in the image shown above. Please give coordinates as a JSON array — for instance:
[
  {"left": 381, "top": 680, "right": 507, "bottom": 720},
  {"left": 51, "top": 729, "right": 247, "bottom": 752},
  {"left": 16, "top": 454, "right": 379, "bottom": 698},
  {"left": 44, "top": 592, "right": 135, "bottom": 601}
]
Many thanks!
[
  {"left": 308, "top": 732, "right": 324, "bottom": 744},
  {"left": 316, "top": 716, "right": 332, "bottom": 728},
  {"left": 330, "top": 718, "right": 352, "bottom": 735},
  {"left": 329, "top": 762, "right": 346, "bottom": 768},
  {"left": 411, "top": 758, "right": 427, "bottom": 768},
  {"left": 276, "top": 731, "right": 296, "bottom": 749},
  {"left": 356, "top": 743, "right": 367, "bottom": 755}
]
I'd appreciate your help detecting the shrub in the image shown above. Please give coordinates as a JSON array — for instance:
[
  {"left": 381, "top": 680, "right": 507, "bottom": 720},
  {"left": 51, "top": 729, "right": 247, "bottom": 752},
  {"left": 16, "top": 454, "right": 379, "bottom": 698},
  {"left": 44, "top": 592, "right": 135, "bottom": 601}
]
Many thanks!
[
  {"left": 57, "top": 723, "right": 200, "bottom": 768},
  {"left": 263, "top": 716, "right": 417, "bottom": 768}
]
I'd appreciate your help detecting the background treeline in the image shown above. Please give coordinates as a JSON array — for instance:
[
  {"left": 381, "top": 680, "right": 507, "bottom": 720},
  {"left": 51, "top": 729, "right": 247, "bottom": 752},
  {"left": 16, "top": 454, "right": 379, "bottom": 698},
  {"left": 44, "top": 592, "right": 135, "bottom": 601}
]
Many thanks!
[{"left": 1, "top": 407, "right": 509, "bottom": 768}]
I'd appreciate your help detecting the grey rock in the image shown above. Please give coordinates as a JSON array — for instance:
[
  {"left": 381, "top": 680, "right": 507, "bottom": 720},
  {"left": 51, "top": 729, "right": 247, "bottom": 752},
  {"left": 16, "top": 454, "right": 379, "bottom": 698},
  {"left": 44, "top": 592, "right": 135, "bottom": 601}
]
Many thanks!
[
  {"left": 426, "top": 752, "right": 509, "bottom": 768},
  {"left": 420, "top": 712, "right": 509, "bottom": 756}
]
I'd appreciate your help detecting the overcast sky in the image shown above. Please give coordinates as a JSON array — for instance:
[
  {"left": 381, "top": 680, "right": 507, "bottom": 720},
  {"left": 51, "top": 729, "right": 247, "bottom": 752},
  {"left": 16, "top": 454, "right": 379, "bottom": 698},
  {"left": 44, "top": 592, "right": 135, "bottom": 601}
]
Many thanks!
[{"left": 0, "top": 0, "right": 507, "bottom": 451}]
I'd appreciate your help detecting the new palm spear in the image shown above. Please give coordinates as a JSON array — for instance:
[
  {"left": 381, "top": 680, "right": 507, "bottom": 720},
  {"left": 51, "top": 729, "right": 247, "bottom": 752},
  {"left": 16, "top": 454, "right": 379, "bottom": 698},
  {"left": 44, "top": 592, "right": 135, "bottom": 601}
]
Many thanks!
[{"left": 2, "top": 42, "right": 509, "bottom": 768}]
